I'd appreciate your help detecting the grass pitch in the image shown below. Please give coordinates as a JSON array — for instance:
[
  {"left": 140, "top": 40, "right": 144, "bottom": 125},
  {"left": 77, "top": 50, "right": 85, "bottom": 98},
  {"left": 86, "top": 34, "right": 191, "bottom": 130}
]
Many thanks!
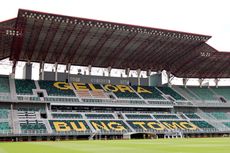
[{"left": 0, "top": 138, "right": 230, "bottom": 153}]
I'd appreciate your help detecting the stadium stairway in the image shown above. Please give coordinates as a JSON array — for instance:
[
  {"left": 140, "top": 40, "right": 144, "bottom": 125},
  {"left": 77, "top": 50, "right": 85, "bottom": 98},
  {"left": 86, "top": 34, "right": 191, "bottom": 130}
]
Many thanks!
[{"left": 196, "top": 109, "right": 230, "bottom": 131}]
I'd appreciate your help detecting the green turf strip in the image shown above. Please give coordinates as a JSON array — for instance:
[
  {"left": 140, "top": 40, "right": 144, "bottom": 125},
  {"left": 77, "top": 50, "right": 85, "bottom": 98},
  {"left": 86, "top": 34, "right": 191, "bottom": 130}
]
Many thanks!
[{"left": 0, "top": 138, "right": 230, "bottom": 153}]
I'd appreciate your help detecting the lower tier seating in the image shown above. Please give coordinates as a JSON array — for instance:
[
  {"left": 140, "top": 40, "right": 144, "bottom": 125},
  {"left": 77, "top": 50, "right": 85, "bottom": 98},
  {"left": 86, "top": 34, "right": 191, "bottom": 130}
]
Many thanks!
[
  {"left": 49, "top": 120, "right": 90, "bottom": 133},
  {"left": 89, "top": 120, "right": 130, "bottom": 132},
  {"left": 20, "top": 121, "right": 47, "bottom": 133},
  {"left": 127, "top": 120, "right": 199, "bottom": 131},
  {"left": 190, "top": 121, "right": 215, "bottom": 129},
  {"left": 0, "top": 108, "right": 9, "bottom": 119},
  {"left": 0, "top": 122, "right": 11, "bottom": 133},
  {"left": 223, "top": 122, "right": 230, "bottom": 128}
]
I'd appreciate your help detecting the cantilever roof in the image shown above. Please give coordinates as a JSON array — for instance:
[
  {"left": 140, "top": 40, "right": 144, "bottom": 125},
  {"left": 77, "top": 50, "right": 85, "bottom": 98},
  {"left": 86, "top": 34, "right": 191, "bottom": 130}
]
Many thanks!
[{"left": 0, "top": 9, "right": 230, "bottom": 78}]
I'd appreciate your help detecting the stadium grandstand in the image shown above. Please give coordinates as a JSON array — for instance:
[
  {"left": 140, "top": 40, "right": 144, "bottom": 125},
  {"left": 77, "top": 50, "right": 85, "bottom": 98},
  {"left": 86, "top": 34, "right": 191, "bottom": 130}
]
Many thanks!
[{"left": 0, "top": 9, "right": 230, "bottom": 141}]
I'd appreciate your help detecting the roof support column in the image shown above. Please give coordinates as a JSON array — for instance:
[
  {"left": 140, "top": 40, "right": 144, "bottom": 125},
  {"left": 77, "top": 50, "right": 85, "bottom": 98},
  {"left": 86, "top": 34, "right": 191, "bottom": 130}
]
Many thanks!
[
  {"left": 198, "top": 78, "right": 204, "bottom": 88},
  {"left": 137, "top": 69, "right": 141, "bottom": 86},
  {"left": 54, "top": 62, "right": 58, "bottom": 81},
  {"left": 65, "top": 63, "right": 71, "bottom": 83},
  {"left": 107, "top": 66, "right": 112, "bottom": 77},
  {"left": 11, "top": 60, "right": 17, "bottom": 79},
  {"left": 147, "top": 69, "right": 151, "bottom": 86},
  {"left": 214, "top": 78, "right": 220, "bottom": 88},
  {"left": 88, "top": 65, "right": 92, "bottom": 75},
  {"left": 183, "top": 78, "right": 189, "bottom": 88},
  {"left": 167, "top": 71, "right": 174, "bottom": 87},
  {"left": 39, "top": 61, "right": 44, "bottom": 80},
  {"left": 125, "top": 68, "right": 130, "bottom": 77}
]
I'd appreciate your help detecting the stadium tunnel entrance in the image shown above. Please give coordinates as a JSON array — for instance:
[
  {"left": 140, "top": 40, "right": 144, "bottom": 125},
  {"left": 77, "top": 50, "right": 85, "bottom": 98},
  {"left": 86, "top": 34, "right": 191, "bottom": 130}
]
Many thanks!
[{"left": 130, "top": 133, "right": 157, "bottom": 139}]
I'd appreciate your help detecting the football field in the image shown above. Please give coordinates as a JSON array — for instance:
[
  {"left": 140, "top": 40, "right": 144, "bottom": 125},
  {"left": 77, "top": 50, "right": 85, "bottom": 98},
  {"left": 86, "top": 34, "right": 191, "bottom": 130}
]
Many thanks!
[{"left": 0, "top": 138, "right": 229, "bottom": 153}]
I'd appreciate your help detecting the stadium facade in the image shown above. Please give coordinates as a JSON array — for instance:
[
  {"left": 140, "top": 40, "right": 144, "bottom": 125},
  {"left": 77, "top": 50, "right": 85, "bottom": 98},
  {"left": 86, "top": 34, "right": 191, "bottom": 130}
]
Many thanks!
[{"left": 0, "top": 9, "right": 230, "bottom": 141}]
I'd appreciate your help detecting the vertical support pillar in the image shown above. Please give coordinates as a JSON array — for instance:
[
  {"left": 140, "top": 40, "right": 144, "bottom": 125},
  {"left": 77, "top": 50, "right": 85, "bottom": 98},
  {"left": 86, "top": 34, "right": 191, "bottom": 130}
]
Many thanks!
[
  {"left": 23, "top": 61, "right": 32, "bottom": 79},
  {"left": 214, "top": 78, "right": 219, "bottom": 88},
  {"left": 88, "top": 65, "right": 92, "bottom": 75},
  {"left": 183, "top": 78, "right": 189, "bottom": 88},
  {"left": 39, "top": 61, "right": 44, "bottom": 80},
  {"left": 147, "top": 69, "right": 151, "bottom": 86},
  {"left": 11, "top": 60, "right": 17, "bottom": 79},
  {"left": 198, "top": 78, "right": 204, "bottom": 88},
  {"left": 137, "top": 69, "right": 141, "bottom": 86},
  {"left": 107, "top": 66, "right": 112, "bottom": 77},
  {"left": 54, "top": 62, "right": 58, "bottom": 81},
  {"left": 167, "top": 71, "right": 174, "bottom": 87},
  {"left": 65, "top": 63, "right": 71, "bottom": 82}
]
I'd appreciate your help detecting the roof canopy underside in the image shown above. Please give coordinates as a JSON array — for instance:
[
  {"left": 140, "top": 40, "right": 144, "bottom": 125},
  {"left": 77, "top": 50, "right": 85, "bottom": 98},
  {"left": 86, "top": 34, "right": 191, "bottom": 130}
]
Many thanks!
[{"left": 0, "top": 9, "right": 230, "bottom": 78}]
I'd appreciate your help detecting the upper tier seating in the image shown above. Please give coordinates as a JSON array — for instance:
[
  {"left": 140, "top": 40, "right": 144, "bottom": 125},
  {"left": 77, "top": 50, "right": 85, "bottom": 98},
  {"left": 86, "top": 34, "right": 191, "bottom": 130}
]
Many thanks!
[
  {"left": 125, "top": 114, "right": 152, "bottom": 119},
  {"left": 157, "top": 87, "right": 186, "bottom": 101},
  {"left": 15, "top": 79, "right": 36, "bottom": 95},
  {"left": 113, "top": 91, "right": 140, "bottom": 99},
  {"left": 153, "top": 114, "right": 179, "bottom": 119},
  {"left": 209, "top": 112, "right": 230, "bottom": 120},
  {"left": 211, "top": 87, "right": 230, "bottom": 101},
  {"left": 38, "top": 81, "right": 75, "bottom": 97},
  {"left": 185, "top": 113, "right": 201, "bottom": 119},
  {"left": 20, "top": 121, "right": 47, "bottom": 133},
  {"left": 0, "top": 122, "right": 11, "bottom": 133},
  {"left": 188, "top": 87, "right": 216, "bottom": 101},
  {"left": 0, "top": 76, "right": 10, "bottom": 93},
  {"left": 85, "top": 113, "right": 115, "bottom": 119},
  {"left": 132, "top": 86, "right": 165, "bottom": 100},
  {"left": 190, "top": 121, "right": 215, "bottom": 129},
  {"left": 52, "top": 113, "right": 83, "bottom": 119}
]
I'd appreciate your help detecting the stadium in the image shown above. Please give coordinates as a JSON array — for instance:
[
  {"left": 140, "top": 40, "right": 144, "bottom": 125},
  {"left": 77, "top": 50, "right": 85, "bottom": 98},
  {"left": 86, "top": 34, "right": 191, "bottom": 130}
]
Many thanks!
[{"left": 0, "top": 8, "right": 230, "bottom": 151}]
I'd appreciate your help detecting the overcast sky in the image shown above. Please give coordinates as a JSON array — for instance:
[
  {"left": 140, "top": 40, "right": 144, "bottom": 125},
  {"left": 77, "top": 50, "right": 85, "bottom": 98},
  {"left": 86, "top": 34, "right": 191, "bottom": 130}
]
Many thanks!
[{"left": 1, "top": 0, "right": 230, "bottom": 51}]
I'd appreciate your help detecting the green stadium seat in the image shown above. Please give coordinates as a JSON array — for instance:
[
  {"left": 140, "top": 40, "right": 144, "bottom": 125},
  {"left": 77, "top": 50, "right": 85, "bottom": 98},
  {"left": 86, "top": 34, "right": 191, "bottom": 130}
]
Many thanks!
[
  {"left": 223, "top": 122, "right": 230, "bottom": 128},
  {"left": 157, "top": 87, "right": 186, "bottom": 101},
  {"left": 211, "top": 87, "right": 230, "bottom": 101},
  {"left": 52, "top": 113, "right": 83, "bottom": 119},
  {"left": 0, "top": 108, "right": 9, "bottom": 119},
  {"left": 125, "top": 114, "right": 152, "bottom": 119},
  {"left": 209, "top": 112, "right": 230, "bottom": 120},
  {"left": 0, "top": 122, "right": 11, "bottom": 133},
  {"left": 191, "top": 121, "right": 215, "bottom": 129},
  {"left": 132, "top": 86, "right": 165, "bottom": 100},
  {"left": 20, "top": 121, "right": 47, "bottom": 133},
  {"left": 0, "top": 76, "right": 10, "bottom": 93},
  {"left": 15, "top": 79, "right": 36, "bottom": 95},
  {"left": 49, "top": 120, "right": 90, "bottom": 133},
  {"left": 153, "top": 114, "right": 179, "bottom": 119},
  {"left": 185, "top": 113, "right": 201, "bottom": 119},
  {"left": 38, "top": 80, "right": 76, "bottom": 97},
  {"left": 188, "top": 87, "right": 217, "bottom": 101},
  {"left": 85, "top": 114, "right": 115, "bottom": 119}
]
